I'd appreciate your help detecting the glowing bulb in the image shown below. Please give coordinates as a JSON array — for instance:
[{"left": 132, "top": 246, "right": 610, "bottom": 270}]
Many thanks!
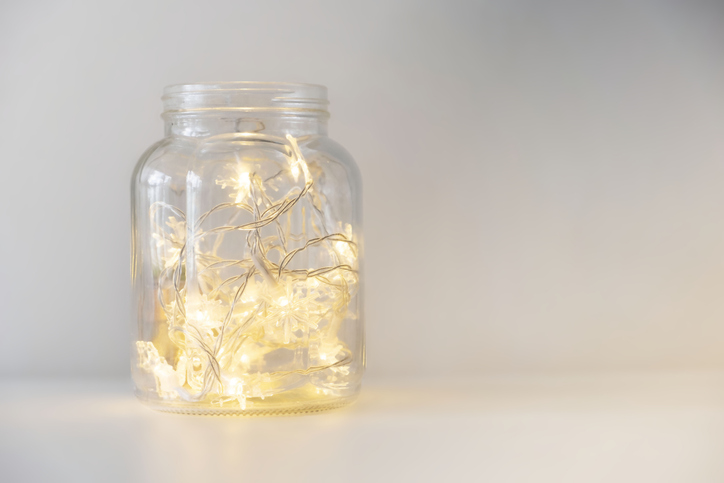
[
  {"left": 334, "top": 240, "right": 355, "bottom": 263},
  {"left": 216, "top": 166, "right": 252, "bottom": 203},
  {"left": 286, "top": 134, "right": 311, "bottom": 183},
  {"left": 234, "top": 171, "right": 251, "bottom": 203},
  {"left": 225, "top": 377, "right": 247, "bottom": 409}
]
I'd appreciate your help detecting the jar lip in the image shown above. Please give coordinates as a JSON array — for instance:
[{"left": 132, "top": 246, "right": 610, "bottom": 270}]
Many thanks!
[
  {"left": 164, "top": 81, "right": 327, "bottom": 94},
  {"left": 162, "top": 81, "right": 329, "bottom": 115}
]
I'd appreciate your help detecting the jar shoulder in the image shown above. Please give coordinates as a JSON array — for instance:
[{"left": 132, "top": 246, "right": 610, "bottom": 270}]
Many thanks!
[
  {"left": 131, "top": 137, "right": 195, "bottom": 189},
  {"left": 303, "top": 135, "right": 362, "bottom": 192},
  {"left": 131, "top": 134, "right": 361, "bottom": 189},
  {"left": 304, "top": 136, "right": 359, "bottom": 174}
]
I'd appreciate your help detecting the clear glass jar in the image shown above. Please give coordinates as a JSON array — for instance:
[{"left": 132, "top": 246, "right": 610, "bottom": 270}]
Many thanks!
[{"left": 131, "top": 82, "right": 364, "bottom": 415}]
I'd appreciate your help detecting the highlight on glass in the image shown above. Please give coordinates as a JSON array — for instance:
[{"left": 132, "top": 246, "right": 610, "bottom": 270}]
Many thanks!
[{"left": 131, "top": 82, "right": 364, "bottom": 415}]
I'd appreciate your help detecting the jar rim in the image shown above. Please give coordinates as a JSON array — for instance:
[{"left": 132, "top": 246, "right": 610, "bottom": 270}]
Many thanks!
[{"left": 162, "top": 81, "right": 329, "bottom": 115}]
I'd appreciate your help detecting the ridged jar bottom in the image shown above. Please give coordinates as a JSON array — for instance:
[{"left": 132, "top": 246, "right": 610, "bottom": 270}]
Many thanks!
[{"left": 136, "top": 384, "right": 360, "bottom": 417}]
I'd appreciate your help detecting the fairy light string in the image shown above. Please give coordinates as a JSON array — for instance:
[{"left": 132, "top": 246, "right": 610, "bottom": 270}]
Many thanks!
[{"left": 137, "top": 133, "right": 358, "bottom": 407}]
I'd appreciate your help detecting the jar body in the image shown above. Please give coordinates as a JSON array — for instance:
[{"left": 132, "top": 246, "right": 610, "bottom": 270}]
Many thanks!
[{"left": 131, "top": 83, "right": 363, "bottom": 415}]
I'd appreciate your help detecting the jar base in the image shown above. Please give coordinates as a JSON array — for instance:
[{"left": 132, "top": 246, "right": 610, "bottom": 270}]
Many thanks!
[
  {"left": 145, "top": 397, "right": 356, "bottom": 416},
  {"left": 136, "top": 385, "right": 359, "bottom": 417}
]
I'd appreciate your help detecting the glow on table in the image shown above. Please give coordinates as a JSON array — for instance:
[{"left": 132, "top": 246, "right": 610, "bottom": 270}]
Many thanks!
[{"left": 2, "top": 373, "right": 724, "bottom": 482}]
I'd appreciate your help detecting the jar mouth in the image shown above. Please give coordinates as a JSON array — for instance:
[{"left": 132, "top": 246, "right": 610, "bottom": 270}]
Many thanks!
[{"left": 162, "top": 82, "right": 329, "bottom": 115}]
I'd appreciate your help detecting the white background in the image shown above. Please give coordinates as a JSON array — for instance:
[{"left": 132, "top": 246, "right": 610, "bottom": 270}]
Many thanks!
[{"left": 2, "top": 0, "right": 724, "bottom": 379}]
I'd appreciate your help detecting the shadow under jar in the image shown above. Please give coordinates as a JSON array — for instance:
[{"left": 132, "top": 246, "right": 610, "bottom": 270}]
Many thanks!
[{"left": 131, "top": 82, "right": 364, "bottom": 415}]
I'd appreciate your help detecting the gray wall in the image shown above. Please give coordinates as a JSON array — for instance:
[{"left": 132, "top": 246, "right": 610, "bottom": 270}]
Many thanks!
[{"left": 2, "top": 0, "right": 724, "bottom": 378}]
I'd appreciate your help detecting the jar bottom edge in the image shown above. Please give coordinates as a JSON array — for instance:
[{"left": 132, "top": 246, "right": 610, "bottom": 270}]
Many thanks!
[{"left": 139, "top": 394, "right": 359, "bottom": 417}]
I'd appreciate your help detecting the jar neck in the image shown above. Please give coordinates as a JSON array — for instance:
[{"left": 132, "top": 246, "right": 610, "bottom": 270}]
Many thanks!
[
  {"left": 164, "top": 112, "right": 329, "bottom": 138},
  {"left": 161, "top": 82, "right": 330, "bottom": 138}
]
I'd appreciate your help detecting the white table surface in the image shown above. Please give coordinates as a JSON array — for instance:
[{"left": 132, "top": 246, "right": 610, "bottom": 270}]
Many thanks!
[{"left": 2, "top": 373, "right": 724, "bottom": 483}]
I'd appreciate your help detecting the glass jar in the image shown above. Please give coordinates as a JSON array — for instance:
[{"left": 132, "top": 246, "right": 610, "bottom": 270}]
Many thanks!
[{"left": 131, "top": 82, "right": 364, "bottom": 415}]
